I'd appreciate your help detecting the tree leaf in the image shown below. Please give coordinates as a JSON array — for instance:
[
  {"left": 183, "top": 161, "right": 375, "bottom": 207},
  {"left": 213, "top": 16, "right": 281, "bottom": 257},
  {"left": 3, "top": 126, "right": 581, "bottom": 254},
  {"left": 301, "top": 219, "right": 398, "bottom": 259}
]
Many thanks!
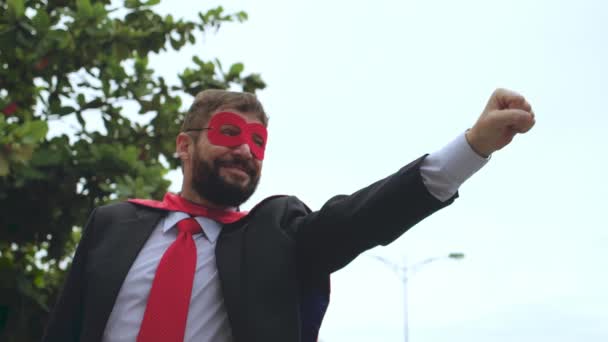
[
  {"left": 26, "top": 121, "right": 49, "bottom": 141},
  {"left": 124, "top": 0, "right": 140, "bottom": 9},
  {"left": 12, "top": 145, "right": 34, "bottom": 163},
  {"left": 7, "top": 0, "right": 25, "bottom": 21},
  {"left": 76, "top": 0, "right": 93, "bottom": 18},
  {"left": 31, "top": 148, "right": 63, "bottom": 167},
  {"left": 0, "top": 153, "right": 9, "bottom": 176},
  {"left": 32, "top": 9, "right": 51, "bottom": 33},
  {"left": 228, "top": 62, "right": 244, "bottom": 78},
  {"left": 57, "top": 106, "right": 76, "bottom": 115}
]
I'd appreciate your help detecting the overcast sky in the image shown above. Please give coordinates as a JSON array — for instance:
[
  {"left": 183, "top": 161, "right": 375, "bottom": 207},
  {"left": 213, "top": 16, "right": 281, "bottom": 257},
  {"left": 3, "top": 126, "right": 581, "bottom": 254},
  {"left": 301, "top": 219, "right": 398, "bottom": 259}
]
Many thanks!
[{"left": 141, "top": 0, "right": 608, "bottom": 341}]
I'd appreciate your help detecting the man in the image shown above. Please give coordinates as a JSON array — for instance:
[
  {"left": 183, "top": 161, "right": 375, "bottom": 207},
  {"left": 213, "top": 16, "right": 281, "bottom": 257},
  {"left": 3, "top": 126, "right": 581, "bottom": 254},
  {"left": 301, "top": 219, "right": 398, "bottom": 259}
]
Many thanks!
[{"left": 42, "top": 88, "right": 535, "bottom": 342}]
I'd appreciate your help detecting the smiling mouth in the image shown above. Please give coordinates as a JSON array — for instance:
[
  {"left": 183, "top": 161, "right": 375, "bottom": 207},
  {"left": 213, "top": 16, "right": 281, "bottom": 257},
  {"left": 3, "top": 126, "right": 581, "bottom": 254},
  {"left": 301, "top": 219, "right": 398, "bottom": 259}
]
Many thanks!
[{"left": 222, "top": 166, "right": 250, "bottom": 178}]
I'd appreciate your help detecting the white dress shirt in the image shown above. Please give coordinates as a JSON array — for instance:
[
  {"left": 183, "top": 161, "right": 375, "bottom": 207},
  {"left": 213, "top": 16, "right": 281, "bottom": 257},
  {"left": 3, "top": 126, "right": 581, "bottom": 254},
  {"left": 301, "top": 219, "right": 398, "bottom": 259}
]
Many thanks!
[
  {"left": 420, "top": 132, "right": 489, "bottom": 201},
  {"left": 101, "top": 132, "right": 488, "bottom": 342},
  {"left": 102, "top": 213, "right": 233, "bottom": 342}
]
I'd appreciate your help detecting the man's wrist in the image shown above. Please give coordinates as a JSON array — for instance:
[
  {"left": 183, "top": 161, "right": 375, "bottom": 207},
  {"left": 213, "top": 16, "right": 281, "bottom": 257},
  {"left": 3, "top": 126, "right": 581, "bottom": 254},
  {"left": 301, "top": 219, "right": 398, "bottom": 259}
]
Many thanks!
[{"left": 465, "top": 129, "right": 491, "bottom": 158}]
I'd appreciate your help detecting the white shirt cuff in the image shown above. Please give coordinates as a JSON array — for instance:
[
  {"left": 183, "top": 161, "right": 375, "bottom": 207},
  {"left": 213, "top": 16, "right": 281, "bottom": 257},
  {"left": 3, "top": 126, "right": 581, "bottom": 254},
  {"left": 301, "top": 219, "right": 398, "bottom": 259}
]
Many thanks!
[{"left": 419, "top": 132, "right": 489, "bottom": 202}]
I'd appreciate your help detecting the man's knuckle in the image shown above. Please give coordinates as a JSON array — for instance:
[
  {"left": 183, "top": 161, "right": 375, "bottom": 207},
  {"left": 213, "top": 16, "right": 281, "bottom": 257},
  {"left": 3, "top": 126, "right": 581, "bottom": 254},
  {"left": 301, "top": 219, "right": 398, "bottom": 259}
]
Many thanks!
[{"left": 494, "top": 88, "right": 505, "bottom": 95}]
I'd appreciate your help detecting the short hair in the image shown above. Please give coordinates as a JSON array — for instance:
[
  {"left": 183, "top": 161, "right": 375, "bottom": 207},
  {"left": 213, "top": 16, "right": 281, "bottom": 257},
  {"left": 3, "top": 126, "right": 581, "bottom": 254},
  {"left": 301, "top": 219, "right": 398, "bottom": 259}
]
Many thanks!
[{"left": 181, "top": 89, "right": 268, "bottom": 132}]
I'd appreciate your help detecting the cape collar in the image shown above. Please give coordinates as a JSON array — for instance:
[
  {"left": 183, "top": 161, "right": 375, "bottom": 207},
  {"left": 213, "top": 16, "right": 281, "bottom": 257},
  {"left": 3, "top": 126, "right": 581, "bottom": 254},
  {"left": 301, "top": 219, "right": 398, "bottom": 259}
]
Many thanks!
[{"left": 128, "top": 192, "right": 247, "bottom": 224}]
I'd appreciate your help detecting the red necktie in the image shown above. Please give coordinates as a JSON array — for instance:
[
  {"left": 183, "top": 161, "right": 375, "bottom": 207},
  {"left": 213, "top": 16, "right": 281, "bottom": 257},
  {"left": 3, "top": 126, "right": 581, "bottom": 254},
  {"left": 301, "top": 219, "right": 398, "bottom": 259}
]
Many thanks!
[{"left": 137, "top": 217, "right": 202, "bottom": 342}]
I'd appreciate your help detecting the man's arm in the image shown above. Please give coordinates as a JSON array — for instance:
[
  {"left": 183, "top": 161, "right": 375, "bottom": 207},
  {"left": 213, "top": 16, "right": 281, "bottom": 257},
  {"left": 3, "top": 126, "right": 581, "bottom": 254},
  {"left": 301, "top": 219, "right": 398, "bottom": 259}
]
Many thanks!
[
  {"left": 42, "top": 209, "right": 98, "bottom": 342},
  {"left": 286, "top": 88, "right": 535, "bottom": 275},
  {"left": 285, "top": 155, "right": 450, "bottom": 275}
]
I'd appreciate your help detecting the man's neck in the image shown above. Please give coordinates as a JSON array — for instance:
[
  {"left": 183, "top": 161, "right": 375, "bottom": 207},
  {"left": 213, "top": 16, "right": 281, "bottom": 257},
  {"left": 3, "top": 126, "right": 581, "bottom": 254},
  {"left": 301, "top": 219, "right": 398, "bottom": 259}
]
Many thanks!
[{"left": 178, "top": 188, "right": 235, "bottom": 211}]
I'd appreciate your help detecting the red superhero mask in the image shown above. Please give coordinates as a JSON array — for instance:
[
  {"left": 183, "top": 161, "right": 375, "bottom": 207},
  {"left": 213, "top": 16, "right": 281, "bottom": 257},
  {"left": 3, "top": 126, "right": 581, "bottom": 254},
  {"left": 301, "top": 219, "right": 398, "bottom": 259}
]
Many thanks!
[{"left": 205, "top": 112, "right": 268, "bottom": 160}]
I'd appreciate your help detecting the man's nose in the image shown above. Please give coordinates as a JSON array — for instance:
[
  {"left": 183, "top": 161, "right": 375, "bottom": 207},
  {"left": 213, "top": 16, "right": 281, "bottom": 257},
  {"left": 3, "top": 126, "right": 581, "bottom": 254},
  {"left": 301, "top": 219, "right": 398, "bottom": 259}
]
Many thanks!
[{"left": 231, "top": 142, "right": 253, "bottom": 158}]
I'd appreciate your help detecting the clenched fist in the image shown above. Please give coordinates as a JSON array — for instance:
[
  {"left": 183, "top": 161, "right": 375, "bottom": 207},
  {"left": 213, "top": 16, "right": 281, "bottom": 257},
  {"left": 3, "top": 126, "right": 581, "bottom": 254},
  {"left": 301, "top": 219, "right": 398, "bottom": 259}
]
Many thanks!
[{"left": 466, "top": 88, "right": 536, "bottom": 157}]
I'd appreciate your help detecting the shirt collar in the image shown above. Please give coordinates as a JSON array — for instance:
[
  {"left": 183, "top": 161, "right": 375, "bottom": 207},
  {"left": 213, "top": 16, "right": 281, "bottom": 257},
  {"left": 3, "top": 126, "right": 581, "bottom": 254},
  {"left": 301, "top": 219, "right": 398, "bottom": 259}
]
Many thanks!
[{"left": 161, "top": 211, "right": 222, "bottom": 244}]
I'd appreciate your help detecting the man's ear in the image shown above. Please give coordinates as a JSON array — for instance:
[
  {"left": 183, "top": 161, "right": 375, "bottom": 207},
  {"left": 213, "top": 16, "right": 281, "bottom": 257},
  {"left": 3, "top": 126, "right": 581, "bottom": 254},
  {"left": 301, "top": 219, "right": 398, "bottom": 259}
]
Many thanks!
[{"left": 176, "top": 133, "right": 192, "bottom": 162}]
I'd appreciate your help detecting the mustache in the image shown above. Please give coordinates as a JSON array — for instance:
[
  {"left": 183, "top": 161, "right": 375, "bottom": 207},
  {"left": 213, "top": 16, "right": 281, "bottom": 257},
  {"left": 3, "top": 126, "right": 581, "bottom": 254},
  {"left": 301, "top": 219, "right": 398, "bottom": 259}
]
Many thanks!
[{"left": 215, "top": 157, "right": 257, "bottom": 177}]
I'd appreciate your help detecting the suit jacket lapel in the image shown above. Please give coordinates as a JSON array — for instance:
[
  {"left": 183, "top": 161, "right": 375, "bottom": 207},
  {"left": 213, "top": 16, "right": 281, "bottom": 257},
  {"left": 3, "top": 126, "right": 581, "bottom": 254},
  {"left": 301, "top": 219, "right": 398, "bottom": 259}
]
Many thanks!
[
  {"left": 85, "top": 207, "right": 163, "bottom": 341},
  {"left": 216, "top": 220, "right": 246, "bottom": 341}
]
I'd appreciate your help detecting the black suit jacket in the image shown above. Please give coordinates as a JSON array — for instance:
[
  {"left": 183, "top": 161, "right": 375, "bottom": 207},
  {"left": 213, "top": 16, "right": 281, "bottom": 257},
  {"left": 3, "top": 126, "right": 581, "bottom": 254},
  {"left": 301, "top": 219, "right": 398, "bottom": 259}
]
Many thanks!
[{"left": 42, "top": 156, "right": 456, "bottom": 342}]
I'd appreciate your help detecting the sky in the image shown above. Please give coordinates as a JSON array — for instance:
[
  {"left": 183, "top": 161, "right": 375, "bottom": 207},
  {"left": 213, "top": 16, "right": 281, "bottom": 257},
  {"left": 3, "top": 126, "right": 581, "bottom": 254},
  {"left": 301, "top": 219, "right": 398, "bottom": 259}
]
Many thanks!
[{"left": 110, "top": 0, "right": 608, "bottom": 341}]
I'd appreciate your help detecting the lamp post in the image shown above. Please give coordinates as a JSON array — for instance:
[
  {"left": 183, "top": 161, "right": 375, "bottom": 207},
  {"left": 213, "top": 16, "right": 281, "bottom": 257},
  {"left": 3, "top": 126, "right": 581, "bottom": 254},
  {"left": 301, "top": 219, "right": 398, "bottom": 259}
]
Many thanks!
[{"left": 372, "top": 252, "right": 465, "bottom": 342}]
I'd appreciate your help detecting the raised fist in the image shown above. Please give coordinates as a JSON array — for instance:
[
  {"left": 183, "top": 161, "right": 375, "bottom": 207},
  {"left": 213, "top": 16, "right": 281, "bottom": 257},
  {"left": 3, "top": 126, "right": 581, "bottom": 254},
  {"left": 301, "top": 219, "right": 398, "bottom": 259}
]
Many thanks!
[{"left": 465, "top": 88, "right": 536, "bottom": 157}]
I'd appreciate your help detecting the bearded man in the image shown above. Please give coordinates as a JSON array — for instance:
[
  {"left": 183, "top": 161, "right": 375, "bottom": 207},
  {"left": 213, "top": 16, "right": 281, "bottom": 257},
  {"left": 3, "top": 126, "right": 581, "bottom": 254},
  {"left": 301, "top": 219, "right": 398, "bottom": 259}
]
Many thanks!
[{"left": 43, "top": 88, "right": 535, "bottom": 342}]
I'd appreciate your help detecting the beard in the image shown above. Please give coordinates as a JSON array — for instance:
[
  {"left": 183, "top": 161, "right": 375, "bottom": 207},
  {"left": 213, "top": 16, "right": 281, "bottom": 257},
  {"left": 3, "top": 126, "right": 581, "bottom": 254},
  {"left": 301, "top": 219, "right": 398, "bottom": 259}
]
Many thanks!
[{"left": 191, "top": 152, "right": 260, "bottom": 207}]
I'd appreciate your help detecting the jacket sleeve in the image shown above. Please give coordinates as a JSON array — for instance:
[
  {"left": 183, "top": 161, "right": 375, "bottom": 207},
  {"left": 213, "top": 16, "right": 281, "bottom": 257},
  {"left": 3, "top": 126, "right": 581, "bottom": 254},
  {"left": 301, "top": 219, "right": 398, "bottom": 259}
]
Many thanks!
[
  {"left": 283, "top": 155, "right": 457, "bottom": 275},
  {"left": 42, "top": 208, "right": 98, "bottom": 342}
]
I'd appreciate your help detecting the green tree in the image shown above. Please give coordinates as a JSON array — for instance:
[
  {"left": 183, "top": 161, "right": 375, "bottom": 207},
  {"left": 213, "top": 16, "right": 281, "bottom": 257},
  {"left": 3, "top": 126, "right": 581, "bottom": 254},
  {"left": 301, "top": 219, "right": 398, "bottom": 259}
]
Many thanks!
[{"left": 0, "top": 0, "right": 265, "bottom": 340}]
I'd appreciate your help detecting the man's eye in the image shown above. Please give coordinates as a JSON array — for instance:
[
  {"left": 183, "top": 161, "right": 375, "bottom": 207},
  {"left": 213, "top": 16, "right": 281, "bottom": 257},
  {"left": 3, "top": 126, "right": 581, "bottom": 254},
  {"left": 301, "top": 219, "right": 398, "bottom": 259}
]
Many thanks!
[
  {"left": 220, "top": 125, "right": 240, "bottom": 136},
  {"left": 252, "top": 134, "right": 264, "bottom": 147}
]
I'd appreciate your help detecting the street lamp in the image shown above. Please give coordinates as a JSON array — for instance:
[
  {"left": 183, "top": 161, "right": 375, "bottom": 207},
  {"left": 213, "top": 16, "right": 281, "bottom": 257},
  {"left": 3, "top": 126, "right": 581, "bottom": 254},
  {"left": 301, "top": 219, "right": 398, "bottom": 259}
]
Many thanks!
[{"left": 371, "top": 252, "right": 465, "bottom": 342}]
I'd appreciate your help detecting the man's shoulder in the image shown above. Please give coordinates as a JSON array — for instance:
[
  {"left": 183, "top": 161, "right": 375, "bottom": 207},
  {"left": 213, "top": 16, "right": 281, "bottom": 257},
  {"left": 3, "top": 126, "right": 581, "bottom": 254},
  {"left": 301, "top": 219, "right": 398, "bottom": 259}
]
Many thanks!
[
  {"left": 248, "top": 195, "right": 309, "bottom": 215},
  {"left": 92, "top": 201, "right": 163, "bottom": 223},
  {"left": 243, "top": 195, "right": 323, "bottom": 230},
  {"left": 96, "top": 200, "right": 137, "bottom": 215}
]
